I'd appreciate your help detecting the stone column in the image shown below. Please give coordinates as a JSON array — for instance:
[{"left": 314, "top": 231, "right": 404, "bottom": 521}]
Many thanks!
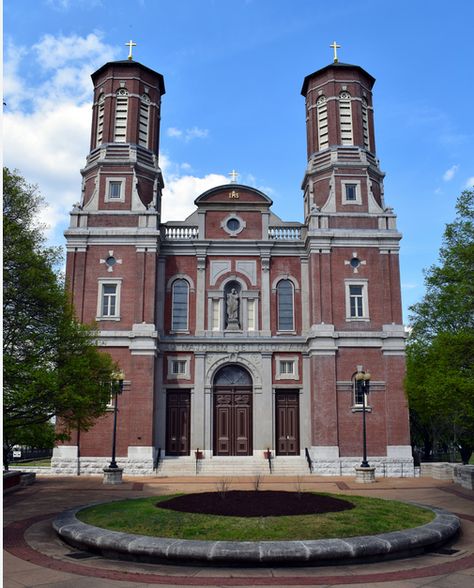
[
  {"left": 254, "top": 352, "right": 273, "bottom": 451},
  {"left": 260, "top": 255, "right": 271, "bottom": 336},
  {"left": 191, "top": 352, "right": 206, "bottom": 452}
]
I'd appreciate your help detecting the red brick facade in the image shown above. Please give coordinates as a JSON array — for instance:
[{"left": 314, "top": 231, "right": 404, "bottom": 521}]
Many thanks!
[{"left": 53, "top": 58, "right": 412, "bottom": 476}]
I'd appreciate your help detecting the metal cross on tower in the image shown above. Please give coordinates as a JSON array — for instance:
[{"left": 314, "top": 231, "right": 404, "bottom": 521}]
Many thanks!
[
  {"left": 125, "top": 39, "right": 137, "bottom": 61},
  {"left": 330, "top": 41, "right": 341, "bottom": 63}
]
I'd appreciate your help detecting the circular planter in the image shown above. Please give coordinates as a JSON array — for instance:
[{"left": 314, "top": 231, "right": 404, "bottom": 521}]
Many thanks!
[{"left": 53, "top": 503, "right": 460, "bottom": 567}]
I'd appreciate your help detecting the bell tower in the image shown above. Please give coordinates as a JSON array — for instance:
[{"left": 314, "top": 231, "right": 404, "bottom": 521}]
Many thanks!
[
  {"left": 301, "top": 59, "right": 386, "bottom": 220},
  {"left": 60, "top": 55, "right": 166, "bottom": 472},
  {"left": 302, "top": 50, "right": 410, "bottom": 466}
]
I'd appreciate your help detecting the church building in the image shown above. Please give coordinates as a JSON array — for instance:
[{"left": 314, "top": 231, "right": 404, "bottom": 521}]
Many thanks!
[{"left": 52, "top": 48, "right": 413, "bottom": 476}]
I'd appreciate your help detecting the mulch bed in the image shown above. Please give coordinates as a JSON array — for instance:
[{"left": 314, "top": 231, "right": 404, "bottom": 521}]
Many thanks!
[{"left": 157, "top": 490, "right": 354, "bottom": 517}]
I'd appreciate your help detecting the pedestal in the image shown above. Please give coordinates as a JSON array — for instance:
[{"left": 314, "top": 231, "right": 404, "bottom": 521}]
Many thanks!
[
  {"left": 355, "top": 466, "right": 376, "bottom": 483},
  {"left": 103, "top": 467, "right": 123, "bottom": 485}
]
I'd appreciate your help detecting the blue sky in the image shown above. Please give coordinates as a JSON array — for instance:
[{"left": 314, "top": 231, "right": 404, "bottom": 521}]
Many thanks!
[{"left": 4, "top": 0, "right": 474, "bottom": 323}]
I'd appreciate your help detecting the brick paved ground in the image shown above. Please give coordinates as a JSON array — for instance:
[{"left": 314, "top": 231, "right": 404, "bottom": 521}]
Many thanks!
[{"left": 3, "top": 475, "right": 474, "bottom": 587}]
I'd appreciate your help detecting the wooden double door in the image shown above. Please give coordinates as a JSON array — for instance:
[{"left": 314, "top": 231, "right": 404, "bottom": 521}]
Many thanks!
[
  {"left": 166, "top": 391, "right": 190, "bottom": 455},
  {"left": 276, "top": 391, "right": 300, "bottom": 455},
  {"left": 214, "top": 387, "right": 252, "bottom": 456}
]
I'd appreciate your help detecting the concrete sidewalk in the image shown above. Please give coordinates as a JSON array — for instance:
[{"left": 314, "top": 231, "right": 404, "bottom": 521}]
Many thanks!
[{"left": 3, "top": 474, "right": 474, "bottom": 587}]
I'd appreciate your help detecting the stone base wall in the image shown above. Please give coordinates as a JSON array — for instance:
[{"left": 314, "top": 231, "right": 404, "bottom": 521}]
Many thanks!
[
  {"left": 50, "top": 455, "right": 415, "bottom": 477},
  {"left": 454, "top": 464, "right": 474, "bottom": 490},
  {"left": 421, "top": 462, "right": 474, "bottom": 490}
]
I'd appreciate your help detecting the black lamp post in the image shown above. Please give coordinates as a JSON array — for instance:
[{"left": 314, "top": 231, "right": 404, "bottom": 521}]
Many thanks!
[
  {"left": 108, "top": 371, "right": 124, "bottom": 469},
  {"left": 355, "top": 369, "right": 371, "bottom": 468}
]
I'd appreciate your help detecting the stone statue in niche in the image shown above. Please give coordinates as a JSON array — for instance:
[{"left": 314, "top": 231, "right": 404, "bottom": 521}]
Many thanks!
[{"left": 226, "top": 287, "right": 240, "bottom": 330}]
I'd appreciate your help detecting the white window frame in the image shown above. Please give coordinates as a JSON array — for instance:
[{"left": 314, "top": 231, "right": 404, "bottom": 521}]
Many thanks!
[
  {"left": 362, "top": 98, "right": 371, "bottom": 151},
  {"left": 275, "top": 355, "right": 299, "bottom": 380},
  {"left": 167, "top": 355, "right": 191, "bottom": 380},
  {"left": 105, "top": 177, "right": 126, "bottom": 203},
  {"left": 351, "top": 375, "right": 372, "bottom": 411},
  {"left": 139, "top": 94, "right": 150, "bottom": 148},
  {"left": 339, "top": 91, "right": 353, "bottom": 145},
  {"left": 276, "top": 279, "right": 295, "bottom": 333},
  {"left": 345, "top": 279, "right": 369, "bottom": 321},
  {"left": 171, "top": 279, "right": 190, "bottom": 332},
  {"left": 96, "top": 93, "right": 105, "bottom": 147},
  {"left": 114, "top": 89, "right": 129, "bottom": 143},
  {"left": 247, "top": 298, "right": 257, "bottom": 332},
  {"left": 96, "top": 278, "right": 122, "bottom": 321},
  {"left": 316, "top": 95, "right": 329, "bottom": 150},
  {"left": 341, "top": 179, "right": 362, "bottom": 205}
]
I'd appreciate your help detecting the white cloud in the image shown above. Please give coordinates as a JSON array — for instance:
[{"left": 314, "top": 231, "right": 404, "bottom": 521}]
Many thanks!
[
  {"left": 465, "top": 177, "right": 474, "bottom": 189},
  {"left": 166, "top": 126, "right": 209, "bottom": 142},
  {"left": 167, "top": 127, "right": 183, "bottom": 138},
  {"left": 162, "top": 172, "right": 228, "bottom": 222},
  {"left": 442, "top": 164, "right": 459, "bottom": 181},
  {"left": 3, "top": 33, "right": 120, "bottom": 243}
]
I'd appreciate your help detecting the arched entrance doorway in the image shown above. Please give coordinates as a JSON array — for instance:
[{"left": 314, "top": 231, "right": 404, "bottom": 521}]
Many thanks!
[{"left": 213, "top": 365, "right": 252, "bottom": 456}]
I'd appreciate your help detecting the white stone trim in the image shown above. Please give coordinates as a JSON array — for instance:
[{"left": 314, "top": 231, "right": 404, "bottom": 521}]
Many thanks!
[
  {"left": 275, "top": 354, "right": 299, "bottom": 380},
  {"left": 167, "top": 355, "right": 192, "bottom": 380},
  {"left": 220, "top": 213, "right": 246, "bottom": 236},
  {"left": 53, "top": 446, "right": 78, "bottom": 459},
  {"left": 312, "top": 446, "right": 340, "bottom": 459},
  {"left": 344, "top": 278, "right": 369, "bottom": 321},
  {"left": 210, "top": 260, "right": 231, "bottom": 285},
  {"left": 96, "top": 278, "right": 123, "bottom": 321},
  {"left": 105, "top": 177, "right": 126, "bottom": 203},
  {"left": 341, "top": 179, "right": 362, "bottom": 205},
  {"left": 387, "top": 445, "right": 413, "bottom": 458}
]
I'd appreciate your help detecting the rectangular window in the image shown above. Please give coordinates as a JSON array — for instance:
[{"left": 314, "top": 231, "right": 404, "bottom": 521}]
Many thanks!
[
  {"left": 212, "top": 299, "right": 221, "bottom": 331},
  {"left": 349, "top": 285, "right": 363, "bottom": 317},
  {"left": 345, "top": 184, "right": 357, "bottom": 201},
  {"left": 139, "top": 101, "right": 150, "bottom": 147},
  {"left": 101, "top": 284, "right": 117, "bottom": 317},
  {"left": 172, "top": 360, "right": 187, "bottom": 375},
  {"left": 108, "top": 181, "right": 122, "bottom": 199},
  {"left": 275, "top": 355, "right": 299, "bottom": 380},
  {"left": 345, "top": 280, "right": 369, "bottom": 321},
  {"left": 247, "top": 299, "right": 256, "bottom": 331},
  {"left": 342, "top": 180, "right": 362, "bottom": 205},
  {"left": 114, "top": 95, "right": 128, "bottom": 143},
  {"left": 96, "top": 97, "right": 105, "bottom": 147},
  {"left": 97, "top": 279, "right": 122, "bottom": 320},
  {"left": 280, "top": 360, "right": 295, "bottom": 375},
  {"left": 167, "top": 355, "right": 191, "bottom": 380}
]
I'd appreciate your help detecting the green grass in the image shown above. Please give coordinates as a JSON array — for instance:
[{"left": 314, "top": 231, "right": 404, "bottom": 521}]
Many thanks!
[
  {"left": 77, "top": 493, "right": 434, "bottom": 541},
  {"left": 14, "top": 458, "right": 51, "bottom": 467}
]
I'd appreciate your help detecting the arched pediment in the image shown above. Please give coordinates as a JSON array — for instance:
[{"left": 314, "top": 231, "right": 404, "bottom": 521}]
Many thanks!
[{"left": 194, "top": 184, "right": 273, "bottom": 207}]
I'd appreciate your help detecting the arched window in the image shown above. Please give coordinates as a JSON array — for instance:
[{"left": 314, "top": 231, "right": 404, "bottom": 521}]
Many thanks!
[
  {"left": 96, "top": 93, "right": 105, "bottom": 147},
  {"left": 139, "top": 94, "right": 150, "bottom": 147},
  {"left": 277, "top": 280, "right": 294, "bottom": 331},
  {"left": 339, "top": 92, "right": 353, "bottom": 145},
  {"left": 114, "top": 89, "right": 129, "bottom": 143},
  {"left": 171, "top": 279, "right": 189, "bottom": 331},
  {"left": 362, "top": 98, "right": 370, "bottom": 150},
  {"left": 214, "top": 365, "right": 252, "bottom": 387},
  {"left": 316, "top": 95, "right": 329, "bottom": 150}
]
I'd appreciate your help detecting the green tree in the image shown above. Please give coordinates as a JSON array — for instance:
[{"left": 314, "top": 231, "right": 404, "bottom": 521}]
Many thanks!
[
  {"left": 3, "top": 168, "right": 116, "bottom": 469},
  {"left": 406, "top": 189, "right": 474, "bottom": 463}
]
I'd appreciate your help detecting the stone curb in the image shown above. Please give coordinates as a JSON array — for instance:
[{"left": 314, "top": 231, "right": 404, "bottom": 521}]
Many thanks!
[{"left": 53, "top": 504, "right": 460, "bottom": 566}]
